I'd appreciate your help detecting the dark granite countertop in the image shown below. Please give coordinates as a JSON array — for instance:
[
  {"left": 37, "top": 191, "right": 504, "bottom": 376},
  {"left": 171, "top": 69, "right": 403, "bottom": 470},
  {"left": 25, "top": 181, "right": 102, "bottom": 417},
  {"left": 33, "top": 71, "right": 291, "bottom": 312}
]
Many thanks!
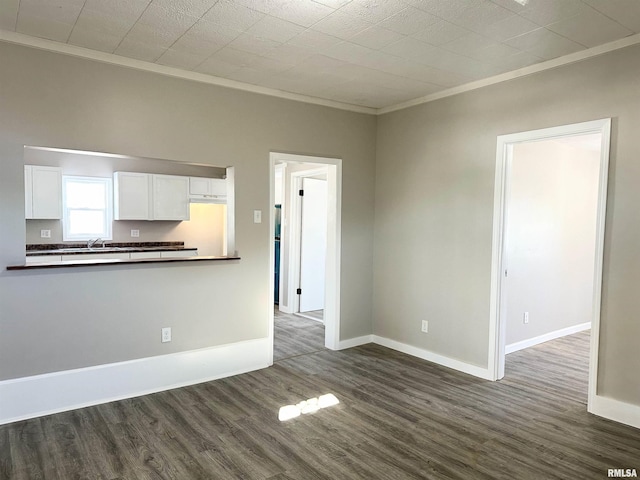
[{"left": 26, "top": 242, "right": 197, "bottom": 256}]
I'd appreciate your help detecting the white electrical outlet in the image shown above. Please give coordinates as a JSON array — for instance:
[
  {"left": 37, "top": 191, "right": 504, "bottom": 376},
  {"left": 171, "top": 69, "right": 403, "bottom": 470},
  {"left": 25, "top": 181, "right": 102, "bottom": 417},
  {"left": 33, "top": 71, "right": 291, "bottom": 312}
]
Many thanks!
[
  {"left": 40, "top": 229, "right": 51, "bottom": 238},
  {"left": 253, "top": 210, "right": 262, "bottom": 223},
  {"left": 421, "top": 320, "right": 429, "bottom": 333},
  {"left": 523, "top": 312, "right": 529, "bottom": 324},
  {"left": 161, "top": 327, "right": 172, "bottom": 343},
  {"left": 131, "top": 229, "right": 140, "bottom": 238}
]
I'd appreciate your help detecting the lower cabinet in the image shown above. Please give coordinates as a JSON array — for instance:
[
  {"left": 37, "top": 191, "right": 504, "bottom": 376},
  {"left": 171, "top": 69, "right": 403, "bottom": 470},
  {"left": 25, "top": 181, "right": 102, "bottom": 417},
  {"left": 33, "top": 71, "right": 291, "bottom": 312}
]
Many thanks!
[
  {"left": 26, "top": 249, "right": 199, "bottom": 264},
  {"left": 65, "top": 253, "right": 131, "bottom": 261},
  {"left": 26, "top": 255, "right": 62, "bottom": 264},
  {"left": 160, "top": 250, "right": 197, "bottom": 258}
]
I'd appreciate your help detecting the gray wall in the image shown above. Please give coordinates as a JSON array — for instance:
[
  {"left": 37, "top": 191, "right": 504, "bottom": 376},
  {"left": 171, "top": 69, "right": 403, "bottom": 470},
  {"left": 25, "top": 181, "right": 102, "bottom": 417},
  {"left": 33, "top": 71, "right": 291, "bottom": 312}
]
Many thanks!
[
  {"left": 0, "top": 41, "right": 376, "bottom": 380},
  {"left": 375, "top": 43, "right": 640, "bottom": 405},
  {"left": 506, "top": 139, "right": 600, "bottom": 345}
]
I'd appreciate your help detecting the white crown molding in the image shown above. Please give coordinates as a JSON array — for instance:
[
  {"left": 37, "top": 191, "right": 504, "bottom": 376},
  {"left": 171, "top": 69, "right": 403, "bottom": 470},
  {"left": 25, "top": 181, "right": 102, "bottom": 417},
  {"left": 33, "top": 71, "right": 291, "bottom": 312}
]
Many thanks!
[
  {"left": 2, "top": 30, "right": 640, "bottom": 117},
  {"left": 378, "top": 32, "right": 640, "bottom": 115},
  {"left": 0, "top": 30, "right": 377, "bottom": 116}
]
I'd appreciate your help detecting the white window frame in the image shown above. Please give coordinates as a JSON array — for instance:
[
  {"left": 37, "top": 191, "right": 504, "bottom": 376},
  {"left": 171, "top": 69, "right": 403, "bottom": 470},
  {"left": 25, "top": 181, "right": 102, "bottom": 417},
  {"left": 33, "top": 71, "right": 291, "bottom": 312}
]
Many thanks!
[{"left": 62, "top": 175, "right": 113, "bottom": 241}]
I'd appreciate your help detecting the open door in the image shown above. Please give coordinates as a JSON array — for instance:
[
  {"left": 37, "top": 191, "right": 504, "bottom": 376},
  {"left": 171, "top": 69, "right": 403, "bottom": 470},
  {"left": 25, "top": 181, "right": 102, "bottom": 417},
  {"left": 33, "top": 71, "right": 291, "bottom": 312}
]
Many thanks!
[{"left": 299, "top": 177, "right": 328, "bottom": 313}]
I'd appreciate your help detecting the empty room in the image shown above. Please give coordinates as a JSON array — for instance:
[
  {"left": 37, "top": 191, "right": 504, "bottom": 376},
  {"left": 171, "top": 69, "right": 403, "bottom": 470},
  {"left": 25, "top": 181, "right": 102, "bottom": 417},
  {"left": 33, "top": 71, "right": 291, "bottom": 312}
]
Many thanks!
[{"left": 1, "top": 0, "right": 639, "bottom": 478}]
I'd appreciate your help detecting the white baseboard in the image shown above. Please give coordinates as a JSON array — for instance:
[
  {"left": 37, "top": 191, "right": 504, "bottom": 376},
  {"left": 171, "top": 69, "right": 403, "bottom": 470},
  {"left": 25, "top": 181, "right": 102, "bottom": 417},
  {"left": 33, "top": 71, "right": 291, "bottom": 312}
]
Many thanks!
[
  {"left": 277, "top": 305, "right": 293, "bottom": 314},
  {"left": 372, "top": 335, "right": 493, "bottom": 380},
  {"left": 590, "top": 394, "right": 640, "bottom": 430},
  {"left": 506, "top": 322, "right": 591, "bottom": 354},
  {"left": 0, "top": 338, "right": 271, "bottom": 425},
  {"left": 337, "top": 335, "right": 373, "bottom": 350}
]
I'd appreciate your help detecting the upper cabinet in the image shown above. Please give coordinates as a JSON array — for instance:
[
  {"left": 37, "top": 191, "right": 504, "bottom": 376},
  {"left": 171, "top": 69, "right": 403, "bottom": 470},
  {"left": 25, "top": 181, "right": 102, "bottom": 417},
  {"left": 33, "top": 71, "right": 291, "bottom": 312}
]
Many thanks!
[
  {"left": 114, "top": 172, "right": 190, "bottom": 221},
  {"left": 114, "top": 172, "right": 151, "bottom": 220},
  {"left": 189, "top": 177, "right": 227, "bottom": 204},
  {"left": 25, "top": 165, "right": 62, "bottom": 219},
  {"left": 153, "top": 174, "right": 190, "bottom": 221}
]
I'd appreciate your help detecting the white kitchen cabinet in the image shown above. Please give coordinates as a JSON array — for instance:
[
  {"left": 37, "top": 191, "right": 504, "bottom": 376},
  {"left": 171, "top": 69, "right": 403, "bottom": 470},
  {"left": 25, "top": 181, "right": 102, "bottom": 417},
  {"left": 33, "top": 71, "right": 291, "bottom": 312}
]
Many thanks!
[
  {"left": 113, "top": 172, "right": 152, "bottom": 220},
  {"left": 160, "top": 250, "right": 197, "bottom": 258},
  {"left": 189, "top": 177, "right": 226, "bottom": 203},
  {"left": 153, "top": 174, "right": 190, "bottom": 220},
  {"left": 129, "top": 251, "right": 159, "bottom": 259},
  {"left": 64, "top": 252, "right": 130, "bottom": 261},
  {"left": 25, "top": 165, "right": 62, "bottom": 219},
  {"left": 26, "top": 255, "right": 62, "bottom": 264}
]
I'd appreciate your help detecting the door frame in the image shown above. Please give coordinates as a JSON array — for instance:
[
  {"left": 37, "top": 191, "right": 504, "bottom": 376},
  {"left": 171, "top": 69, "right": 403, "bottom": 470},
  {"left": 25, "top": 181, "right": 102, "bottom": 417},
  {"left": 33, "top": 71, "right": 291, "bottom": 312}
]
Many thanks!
[
  {"left": 269, "top": 152, "right": 342, "bottom": 362},
  {"left": 290, "top": 167, "right": 329, "bottom": 316},
  {"left": 487, "top": 119, "right": 611, "bottom": 410}
]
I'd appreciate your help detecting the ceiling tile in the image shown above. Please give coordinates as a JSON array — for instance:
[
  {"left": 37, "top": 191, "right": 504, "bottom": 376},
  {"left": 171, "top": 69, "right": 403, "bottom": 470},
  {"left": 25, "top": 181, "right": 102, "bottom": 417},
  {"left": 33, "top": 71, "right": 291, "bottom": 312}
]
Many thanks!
[
  {"left": 496, "top": 50, "right": 543, "bottom": 70},
  {"left": 262, "top": 43, "right": 316, "bottom": 63},
  {"left": 355, "top": 50, "right": 406, "bottom": 70},
  {"left": 156, "top": 48, "right": 210, "bottom": 69},
  {"left": 83, "top": 0, "right": 151, "bottom": 19},
  {"left": 151, "top": 0, "right": 219, "bottom": 18},
  {"left": 390, "top": 59, "right": 471, "bottom": 86},
  {"left": 248, "top": 55, "right": 296, "bottom": 73},
  {"left": 310, "top": 11, "right": 373, "bottom": 39},
  {"left": 231, "top": 0, "right": 290, "bottom": 15},
  {"left": 440, "top": 32, "right": 497, "bottom": 57},
  {"left": 286, "top": 29, "right": 342, "bottom": 49},
  {"left": 168, "top": 22, "right": 237, "bottom": 56},
  {"left": 136, "top": 4, "right": 200, "bottom": 37},
  {"left": 18, "top": 0, "right": 84, "bottom": 25},
  {"left": 228, "top": 33, "right": 282, "bottom": 55},
  {"left": 338, "top": 0, "right": 408, "bottom": 23},
  {"left": 73, "top": 9, "right": 138, "bottom": 38},
  {"left": 505, "top": 27, "right": 584, "bottom": 59},
  {"left": 246, "top": 15, "right": 306, "bottom": 43},
  {"left": 16, "top": 14, "right": 73, "bottom": 42},
  {"left": 518, "top": 0, "right": 588, "bottom": 27},
  {"left": 68, "top": 26, "right": 122, "bottom": 53},
  {"left": 226, "top": 66, "right": 274, "bottom": 84},
  {"left": 582, "top": 0, "right": 640, "bottom": 32},
  {"left": 124, "top": 21, "right": 184, "bottom": 49},
  {"left": 382, "top": 36, "right": 439, "bottom": 60},
  {"left": 469, "top": 42, "right": 521, "bottom": 63},
  {"left": 448, "top": 1, "right": 514, "bottom": 32},
  {"left": 349, "top": 25, "right": 405, "bottom": 49},
  {"left": 546, "top": 9, "right": 633, "bottom": 48},
  {"left": 378, "top": 6, "right": 440, "bottom": 35},
  {"left": 268, "top": 0, "right": 335, "bottom": 28},
  {"left": 194, "top": 56, "right": 241, "bottom": 76},
  {"left": 487, "top": 0, "right": 529, "bottom": 14},
  {"left": 0, "top": 0, "right": 19, "bottom": 30},
  {"left": 411, "top": 20, "right": 469, "bottom": 46},
  {"left": 208, "top": 45, "right": 262, "bottom": 67},
  {"left": 404, "top": 0, "right": 485, "bottom": 22},
  {"left": 311, "top": 0, "right": 353, "bottom": 7},
  {"left": 114, "top": 37, "right": 166, "bottom": 62},
  {"left": 202, "top": 0, "right": 266, "bottom": 30},
  {"left": 478, "top": 14, "right": 539, "bottom": 42},
  {"left": 324, "top": 41, "right": 375, "bottom": 63}
]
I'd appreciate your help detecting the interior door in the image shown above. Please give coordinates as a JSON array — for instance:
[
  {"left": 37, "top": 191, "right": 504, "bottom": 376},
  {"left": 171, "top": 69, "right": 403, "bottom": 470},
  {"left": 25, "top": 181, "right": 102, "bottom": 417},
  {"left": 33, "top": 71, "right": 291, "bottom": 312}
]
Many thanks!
[{"left": 299, "top": 177, "right": 328, "bottom": 313}]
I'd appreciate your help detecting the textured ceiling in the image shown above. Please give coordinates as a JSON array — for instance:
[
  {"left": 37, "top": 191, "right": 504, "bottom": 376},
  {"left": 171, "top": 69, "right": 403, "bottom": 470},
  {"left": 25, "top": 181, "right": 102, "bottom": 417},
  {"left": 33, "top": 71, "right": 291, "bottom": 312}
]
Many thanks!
[{"left": 1, "top": 0, "right": 639, "bottom": 109}]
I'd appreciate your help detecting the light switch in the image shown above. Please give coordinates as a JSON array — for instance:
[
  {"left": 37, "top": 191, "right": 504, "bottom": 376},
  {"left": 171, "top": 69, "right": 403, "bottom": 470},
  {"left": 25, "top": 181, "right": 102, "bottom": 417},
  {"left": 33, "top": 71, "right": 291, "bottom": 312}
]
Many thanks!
[{"left": 253, "top": 210, "right": 262, "bottom": 223}]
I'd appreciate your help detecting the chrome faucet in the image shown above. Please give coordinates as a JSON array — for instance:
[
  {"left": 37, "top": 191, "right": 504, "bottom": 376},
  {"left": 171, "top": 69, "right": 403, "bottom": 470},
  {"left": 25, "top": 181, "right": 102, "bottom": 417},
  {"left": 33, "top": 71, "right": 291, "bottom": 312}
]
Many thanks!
[{"left": 87, "top": 238, "right": 104, "bottom": 248}]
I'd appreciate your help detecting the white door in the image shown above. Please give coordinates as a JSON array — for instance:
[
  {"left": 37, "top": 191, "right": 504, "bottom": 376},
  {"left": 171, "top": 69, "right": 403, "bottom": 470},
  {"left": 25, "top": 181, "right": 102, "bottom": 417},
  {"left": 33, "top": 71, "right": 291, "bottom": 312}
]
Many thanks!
[{"left": 299, "top": 178, "right": 328, "bottom": 313}]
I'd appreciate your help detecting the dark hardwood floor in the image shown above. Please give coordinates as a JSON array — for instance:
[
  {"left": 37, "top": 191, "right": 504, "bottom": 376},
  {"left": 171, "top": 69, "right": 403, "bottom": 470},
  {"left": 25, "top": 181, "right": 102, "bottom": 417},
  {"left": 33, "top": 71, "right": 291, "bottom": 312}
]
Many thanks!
[
  {"left": 2, "top": 330, "right": 639, "bottom": 479},
  {"left": 273, "top": 308, "right": 325, "bottom": 362}
]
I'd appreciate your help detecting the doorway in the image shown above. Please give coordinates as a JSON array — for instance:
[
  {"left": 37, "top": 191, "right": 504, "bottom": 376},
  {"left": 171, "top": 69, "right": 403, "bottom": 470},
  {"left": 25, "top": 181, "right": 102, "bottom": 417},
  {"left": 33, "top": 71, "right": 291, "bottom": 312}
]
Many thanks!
[
  {"left": 269, "top": 152, "right": 342, "bottom": 364},
  {"left": 488, "top": 119, "right": 611, "bottom": 413}
]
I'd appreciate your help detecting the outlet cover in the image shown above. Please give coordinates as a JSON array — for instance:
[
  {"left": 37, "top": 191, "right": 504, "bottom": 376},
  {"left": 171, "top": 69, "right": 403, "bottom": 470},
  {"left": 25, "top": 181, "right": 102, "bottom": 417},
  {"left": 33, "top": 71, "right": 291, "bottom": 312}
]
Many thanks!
[
  {"left": 131, "top": 229, "right": 140, "bottom": 237},
  {"left": 421, "top": 320, "right": 429, "bottom": 333},
  {"left": 253, "top": 210, "right": 262, "bottom": 223},
  {"left": 40, "top": 229, "right": 51, "bottom": 238},
  {"left": 161, "top": 327, "right": 171, "bottom": 343},
  {"left": 523, "top": 312, "right": 529, "bottom": 324}
]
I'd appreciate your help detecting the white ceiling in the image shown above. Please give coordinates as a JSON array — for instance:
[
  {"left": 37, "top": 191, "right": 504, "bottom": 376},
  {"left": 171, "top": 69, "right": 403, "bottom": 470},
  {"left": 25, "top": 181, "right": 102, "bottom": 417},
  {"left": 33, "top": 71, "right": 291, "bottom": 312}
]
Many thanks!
[{"left": 1, "top": 0, "right": 639, "bottom": 110}]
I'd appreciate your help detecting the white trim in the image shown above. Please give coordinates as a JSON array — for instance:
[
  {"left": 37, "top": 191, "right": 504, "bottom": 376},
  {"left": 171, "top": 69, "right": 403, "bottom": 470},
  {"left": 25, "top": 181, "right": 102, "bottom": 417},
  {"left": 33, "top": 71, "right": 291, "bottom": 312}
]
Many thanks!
[
  {"left": 337, "top": 335, "right": 373, "bottom": 350},
  {"left": 4, "top": 30, "right": 640, "bottom": 117},
  {"left": 373, "top": 336, "right": 493, "bottom": 380},
  {"left": 488, "top": 120, "right": 611, "bottom": 421},
  {"left": 0, "top": 337, "right": 270, "bottom": 425},
  {"left": 270, "top": 153, "right": 342, "bottom": 352},
  {"left": 378, "top": 33, "right": 640, "bottom": 115},
  {"left": 589, "top": 395, "right": 640, "bottom": 430},
  {"left": 0, "top": 32, "right": 375, "bottom": 116},
  {"left": 505, "top": 322, "right": 591, "bottom": 354}
]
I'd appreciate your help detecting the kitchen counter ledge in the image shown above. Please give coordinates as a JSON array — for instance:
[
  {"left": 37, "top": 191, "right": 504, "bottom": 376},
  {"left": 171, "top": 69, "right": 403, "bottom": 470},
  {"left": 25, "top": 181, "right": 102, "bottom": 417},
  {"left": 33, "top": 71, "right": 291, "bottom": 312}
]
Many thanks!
[{"left": 7, "top": 255, "right": 240, "bottom": 270}]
